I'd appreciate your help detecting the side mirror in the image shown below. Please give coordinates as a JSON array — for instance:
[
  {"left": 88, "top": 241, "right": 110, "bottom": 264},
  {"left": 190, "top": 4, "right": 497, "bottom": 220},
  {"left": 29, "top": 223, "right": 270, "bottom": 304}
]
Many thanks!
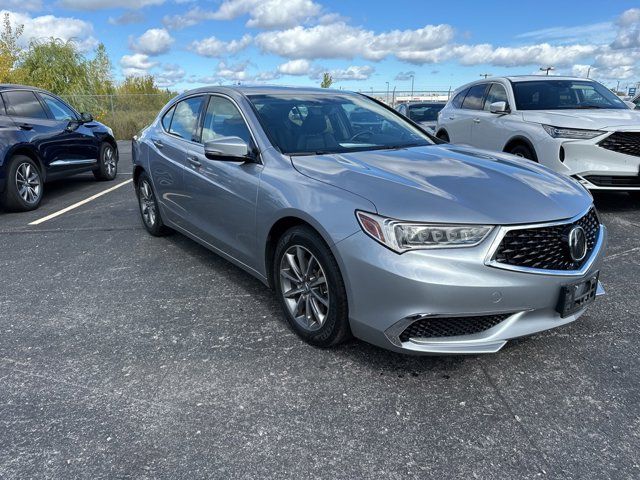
[
  {"left": 489, "top": 101, "right": 509, "bottom": 114},
  {"left": 204, "top": 136, "right": 251, "bottom": 161},
  {"left": 80, "top": 112, "right": 93, "bottom": 123},
  {"left": 623, "top": 100, "right": 636, "bottom": 109}
]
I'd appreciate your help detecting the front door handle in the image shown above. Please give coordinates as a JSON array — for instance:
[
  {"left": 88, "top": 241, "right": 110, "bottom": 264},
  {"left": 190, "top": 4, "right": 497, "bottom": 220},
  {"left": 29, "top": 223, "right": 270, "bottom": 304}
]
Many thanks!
[
  {"left": 187, "top": 156, "right": 201, "bottom": 168},
  {"left": 152, "top": 138, "right": 164, "bottom": 149},
  {"left": 18, "top": 123, "right": 33, "bottom": 131},
  {"left": 473, "top": 118, "right": 481, "bottom": 124}
]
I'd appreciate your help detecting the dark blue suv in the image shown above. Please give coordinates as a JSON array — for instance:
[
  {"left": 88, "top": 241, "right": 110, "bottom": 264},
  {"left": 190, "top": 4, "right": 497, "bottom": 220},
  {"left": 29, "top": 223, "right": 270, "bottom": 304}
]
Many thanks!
[{"left": 0, "top": 84, "right": 118, "bottom": 211}]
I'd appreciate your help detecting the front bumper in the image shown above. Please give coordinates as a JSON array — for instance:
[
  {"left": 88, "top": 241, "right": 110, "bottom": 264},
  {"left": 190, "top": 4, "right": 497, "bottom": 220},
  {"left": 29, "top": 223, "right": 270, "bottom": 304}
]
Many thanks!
[
  {"left": 538, "top": 133, "right": 640, "bottom": 190},
  {"left": 334, "top": 224, "right": 608, "bottom": 355}
]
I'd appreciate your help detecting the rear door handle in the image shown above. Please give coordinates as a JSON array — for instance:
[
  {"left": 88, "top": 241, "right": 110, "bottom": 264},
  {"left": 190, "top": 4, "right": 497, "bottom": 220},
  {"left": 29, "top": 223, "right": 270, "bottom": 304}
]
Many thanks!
[
  {"left": 152, "top": 138, "right": 164, "bottom": 148},
  {"left": 187, "top": 156, "right": 201, "bottom": 168},
  {"left": 18, "top": 123, "right": 33, "bottom": 131}
]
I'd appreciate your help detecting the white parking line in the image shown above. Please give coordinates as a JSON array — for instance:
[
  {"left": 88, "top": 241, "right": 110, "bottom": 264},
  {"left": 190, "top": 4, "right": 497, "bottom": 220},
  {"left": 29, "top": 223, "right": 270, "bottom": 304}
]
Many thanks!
[{"left": 28, "top": 179, "right": 133, "bottom": 226}]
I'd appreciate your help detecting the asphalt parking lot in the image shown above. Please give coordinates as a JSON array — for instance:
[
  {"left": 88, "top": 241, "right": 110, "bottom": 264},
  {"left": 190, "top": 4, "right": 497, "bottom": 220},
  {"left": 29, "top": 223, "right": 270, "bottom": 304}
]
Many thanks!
[{"left": 1, "top": 141, "right": 639, "bottom": 479}]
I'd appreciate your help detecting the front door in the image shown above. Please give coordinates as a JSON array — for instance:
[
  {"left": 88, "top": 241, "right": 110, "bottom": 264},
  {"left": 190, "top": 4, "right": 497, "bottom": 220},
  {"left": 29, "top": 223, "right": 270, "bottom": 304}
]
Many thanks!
[{"left": 183, "top": 94, "right": 263, "bottom": 267}]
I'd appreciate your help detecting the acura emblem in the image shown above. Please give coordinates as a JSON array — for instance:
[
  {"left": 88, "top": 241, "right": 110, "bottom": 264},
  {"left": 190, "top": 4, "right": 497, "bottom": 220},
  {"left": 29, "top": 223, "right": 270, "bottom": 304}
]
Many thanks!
[{"left": 568, "top": 226, "right": 587, "bottom": 262}]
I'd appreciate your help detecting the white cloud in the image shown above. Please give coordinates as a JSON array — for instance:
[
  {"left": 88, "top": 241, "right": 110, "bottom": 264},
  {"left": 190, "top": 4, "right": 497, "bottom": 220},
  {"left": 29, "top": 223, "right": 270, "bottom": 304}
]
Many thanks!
[
  {"left": 0, "top": 0, "right": 42, "bottom": 11},
  {"left": 1, "top": 10, "right": 97, "bottom": 51},
  {"left": 57, "top": 0, "right": 164, "bottom": 9},
  {"left": 108, "top": 11, "right": 144, "bottom": 25},
  {"left": 611, "top": 8, "right": 640, "bottom": 49},
  {"left": 189, "top": 34, "right": 252, "bottom": 57},
  {"left": 155, "top": 63, "right": 185, "bottom": 87},
  {"left": 130, "top": 28, "right": 174, "bottom": 56},
  {"left": 120, "top": 53, "right": 158, "bottom": 76},
  {"left": 255, "top": 22, "right": 453, "bottom": 62},
  {"left": 163, "top": 0, "right": 321, "bottom": 30},
  {"left": 516, "top": 22, "right": 614, "bottom": 45},
  {"left": 277, "top": 59, "right": 312, "bottom": 75},
  {"left": 323, "top": 65, "right": 375, "bottom": 81},
  {"left": 394, "top": 71, "right": 415, "bottom": 81}
]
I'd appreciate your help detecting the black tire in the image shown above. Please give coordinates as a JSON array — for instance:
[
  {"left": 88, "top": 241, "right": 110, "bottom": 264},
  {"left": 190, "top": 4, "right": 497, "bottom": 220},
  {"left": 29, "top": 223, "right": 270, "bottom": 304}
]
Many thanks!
[
  {"left": 273, "top": 225, "right": 351, "bottom": 347},
  {"left": 508, "top": 143, "right": 536, "bottom": 161},
  {"left": 436, "top": 130, "right": 450, "bottom": 142},
  {"left": 1, "top": 155, "right": 43, "bottom": 212},
  {"left": 629, "top": 191, "right": 640, "bottom": 202},
  {"left": 93, "top": 142, "right": 118, "bottom": 181},
  {"left": 136, "top": 171, "right": 172, "bottom": 236}
]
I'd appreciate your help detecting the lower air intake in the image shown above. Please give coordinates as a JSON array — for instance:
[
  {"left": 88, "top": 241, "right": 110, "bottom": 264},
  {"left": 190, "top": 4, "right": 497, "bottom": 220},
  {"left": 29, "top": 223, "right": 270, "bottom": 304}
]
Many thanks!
[{"left": 399, "top": 314, "right": 511, "bottom": 342}]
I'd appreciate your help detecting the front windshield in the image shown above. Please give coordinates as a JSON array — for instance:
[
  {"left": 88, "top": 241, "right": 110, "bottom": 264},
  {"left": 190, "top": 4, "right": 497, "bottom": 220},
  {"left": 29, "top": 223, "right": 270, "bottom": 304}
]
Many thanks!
[
  {"left": 512, "top": 80, "right": 628, "bottom": 110},
  {"left": 248, "top": 93, "right": 433, "bottom": 155},
  {"left": 407, "top": 103, "right": 444, "bottom": 122}
]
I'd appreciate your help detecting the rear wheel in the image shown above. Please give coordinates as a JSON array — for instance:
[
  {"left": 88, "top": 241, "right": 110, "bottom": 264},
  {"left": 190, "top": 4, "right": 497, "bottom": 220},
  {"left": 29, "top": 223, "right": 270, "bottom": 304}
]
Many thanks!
[
  {"left": 273, "top": 226, "right": 351, "bottom": 347},
  {"left": 507, "top": 143, "right": 536, "bottom": 161},
  {"left": 136, "top": 172, "right": 172, "bottom": 236},
  {"left": 1, "top": 155, "right": 43, "bottom": 211},
  {"left": 93, "top": 142, "right": 118, "bottom": 181}
]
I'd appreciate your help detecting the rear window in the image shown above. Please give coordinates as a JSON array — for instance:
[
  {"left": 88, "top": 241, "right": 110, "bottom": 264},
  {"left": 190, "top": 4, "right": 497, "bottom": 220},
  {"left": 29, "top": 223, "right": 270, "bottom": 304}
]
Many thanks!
[
  {"left": 461, "top": 84, "right": 487, "bottom": 110},
  {"left": 3, "top": 90, "right": 49, "bottom": 119},
  {"left": 161, "top": 105, "right": 175, "bottom": 131}
]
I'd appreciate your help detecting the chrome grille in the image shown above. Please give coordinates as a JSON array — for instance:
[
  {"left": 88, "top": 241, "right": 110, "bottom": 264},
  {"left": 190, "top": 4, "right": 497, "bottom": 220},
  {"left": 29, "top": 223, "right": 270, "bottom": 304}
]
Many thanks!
[{"left": 494, "top": 208, "right": 600, "bottom": 271}]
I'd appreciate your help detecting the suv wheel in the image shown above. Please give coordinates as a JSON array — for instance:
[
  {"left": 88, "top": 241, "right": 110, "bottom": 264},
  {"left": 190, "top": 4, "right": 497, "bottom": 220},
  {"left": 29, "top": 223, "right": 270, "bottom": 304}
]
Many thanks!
[
  {"left": 436, "top": 130, "right": 450, "bottom": 142},
  {"left": 273, "top": 226, "right": 351, "bottom": 347},
  {"left": 1, "top": 155, "right": 43, "bottom": 211},
  {"left": 93, "top": 142, "right": 118, "bottom": 181},
  {"left": 508, "top": 144, "right": 536, "bottom": 161}
]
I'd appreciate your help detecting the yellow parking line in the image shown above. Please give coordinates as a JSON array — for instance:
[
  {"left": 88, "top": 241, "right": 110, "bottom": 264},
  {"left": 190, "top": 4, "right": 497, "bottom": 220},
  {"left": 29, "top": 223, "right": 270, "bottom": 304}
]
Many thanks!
[{"left": 28, "top": 179, "right": 133, "bottom": 226}]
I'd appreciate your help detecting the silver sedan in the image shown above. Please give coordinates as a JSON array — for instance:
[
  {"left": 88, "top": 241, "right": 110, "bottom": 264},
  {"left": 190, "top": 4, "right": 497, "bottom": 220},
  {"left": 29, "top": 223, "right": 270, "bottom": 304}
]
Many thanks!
[{"left": 132, "top": 86, "right": 607, "bottom": 354}]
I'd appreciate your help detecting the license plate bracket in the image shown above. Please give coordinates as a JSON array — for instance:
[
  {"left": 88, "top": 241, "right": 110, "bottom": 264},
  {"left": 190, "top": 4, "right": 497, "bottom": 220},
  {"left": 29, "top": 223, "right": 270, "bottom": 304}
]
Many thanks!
[{"left": 556, "top": 272, "right": 599, "bottom": 318}]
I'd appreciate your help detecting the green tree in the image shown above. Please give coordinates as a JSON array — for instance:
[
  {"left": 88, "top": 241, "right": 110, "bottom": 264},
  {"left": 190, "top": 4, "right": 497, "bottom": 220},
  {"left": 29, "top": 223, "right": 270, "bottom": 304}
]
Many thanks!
[
  {"left": 320, "top": 72, "right": 333, "bottom": 88},
  {"left": 87, "top": 43, "right": 114, "bottom": 95},
  {"left": 0, "top": 12, "right": 23, "bottom": 82}
]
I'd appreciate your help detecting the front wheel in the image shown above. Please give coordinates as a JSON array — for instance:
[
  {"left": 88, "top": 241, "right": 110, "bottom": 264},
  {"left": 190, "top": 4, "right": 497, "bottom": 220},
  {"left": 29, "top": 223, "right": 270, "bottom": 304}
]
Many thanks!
[
  {"left": 93, "top": 142, "right": 118, "bottom": 181},
  {"left": 273, "top": 226, "right": 351, "bottom": 347},
  {"left": 508, "top": 144, "right": 536, "bottom": 161},
  {"left": 1, "top": 156, "right": 43, "bottom": 211}
]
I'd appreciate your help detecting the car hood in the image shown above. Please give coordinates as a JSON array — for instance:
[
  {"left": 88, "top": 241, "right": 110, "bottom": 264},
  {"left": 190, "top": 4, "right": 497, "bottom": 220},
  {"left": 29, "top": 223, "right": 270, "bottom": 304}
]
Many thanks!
[
  {"left": 290, "top": 145, "right": 592, "bottom": 225},
  {"left": 521, "top": 109, "right": 640, "bottom": 130}
]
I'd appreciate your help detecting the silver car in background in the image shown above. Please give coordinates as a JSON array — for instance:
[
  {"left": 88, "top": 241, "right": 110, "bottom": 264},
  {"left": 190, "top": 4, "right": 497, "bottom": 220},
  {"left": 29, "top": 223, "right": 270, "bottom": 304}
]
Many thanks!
[{"left": 132, "top": 86, "right": 607, "bottom": 354}]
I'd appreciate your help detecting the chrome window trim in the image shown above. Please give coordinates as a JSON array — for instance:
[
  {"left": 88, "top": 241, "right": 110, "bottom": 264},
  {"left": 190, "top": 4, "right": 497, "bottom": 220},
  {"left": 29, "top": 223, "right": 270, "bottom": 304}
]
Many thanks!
[{"left": 483, "top": 205, "right": 603, "bottom": 276}]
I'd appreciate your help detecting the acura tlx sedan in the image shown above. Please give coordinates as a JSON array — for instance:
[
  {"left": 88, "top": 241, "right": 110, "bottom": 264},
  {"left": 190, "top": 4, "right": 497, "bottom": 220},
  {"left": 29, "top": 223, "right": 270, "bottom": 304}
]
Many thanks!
[{"left": 132, "top": 86, "right": 607, "bottom": 354}]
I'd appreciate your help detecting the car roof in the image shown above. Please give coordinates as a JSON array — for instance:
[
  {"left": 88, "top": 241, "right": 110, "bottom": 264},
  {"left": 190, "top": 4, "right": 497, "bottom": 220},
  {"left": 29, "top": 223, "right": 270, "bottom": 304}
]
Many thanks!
[
  {"left": 503, "top": 75, "right": 596, "bottom": 82},
  {"left": 179, "top": 85, "right": 361, "bottom": 97},
  {"left": 0, "top": 84, "right": 44, "bottom": 91}
]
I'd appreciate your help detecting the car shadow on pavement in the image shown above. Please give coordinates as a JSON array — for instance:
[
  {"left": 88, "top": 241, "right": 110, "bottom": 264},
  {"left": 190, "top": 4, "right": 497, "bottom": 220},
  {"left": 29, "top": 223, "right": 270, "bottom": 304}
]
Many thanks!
[{"left": 592, "top": 191, "right": 640, "bottom": 213}]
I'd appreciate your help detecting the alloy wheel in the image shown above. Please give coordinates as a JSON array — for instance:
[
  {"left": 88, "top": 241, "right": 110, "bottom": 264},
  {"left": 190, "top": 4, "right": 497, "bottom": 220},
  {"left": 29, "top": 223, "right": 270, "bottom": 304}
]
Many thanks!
[
  {"left": 139, "top": 180, "right": 157, "bottom": 227},
  {"left": 279, "top": 245, "right": 330, "bottom": 331},
  {"left": 103, "top": 146, "right": 116, "bottom": 177},
  {"left": 16, "top": 162, "right": 41, "bottom": 204}
]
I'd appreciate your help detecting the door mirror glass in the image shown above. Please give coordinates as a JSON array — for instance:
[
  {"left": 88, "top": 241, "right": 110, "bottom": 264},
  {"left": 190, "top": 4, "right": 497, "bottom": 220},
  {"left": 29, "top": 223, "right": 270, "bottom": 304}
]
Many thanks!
[
  {"left": 204, "top": 136, "right": 250, "bottom": 161},
  {"left": 489, "top": 101, "right": 508, "bottom": 114},
  {"left": 80, "top": 112, "right": 93, "bottom": 123}
]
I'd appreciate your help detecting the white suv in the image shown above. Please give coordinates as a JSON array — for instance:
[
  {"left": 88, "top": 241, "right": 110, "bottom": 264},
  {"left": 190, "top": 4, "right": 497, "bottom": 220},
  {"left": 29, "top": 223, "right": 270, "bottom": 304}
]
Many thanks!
[{"left": 436, "top": 76, "right": 640, "bottom": 192}]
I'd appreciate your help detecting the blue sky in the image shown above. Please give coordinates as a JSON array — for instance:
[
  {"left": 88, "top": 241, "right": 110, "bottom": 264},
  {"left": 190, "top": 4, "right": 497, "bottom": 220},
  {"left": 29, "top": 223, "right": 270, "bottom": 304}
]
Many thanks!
[{"left": 2, "top": 0, "right": 640, "bottom": 92}]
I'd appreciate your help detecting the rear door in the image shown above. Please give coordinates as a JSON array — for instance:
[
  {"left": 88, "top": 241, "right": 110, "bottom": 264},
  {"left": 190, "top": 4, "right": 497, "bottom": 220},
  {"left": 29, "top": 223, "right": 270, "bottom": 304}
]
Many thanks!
[
  {"left": 440, "top": 88, "right": 469, "bottom": 142},
  {"left": 449, "top": 83, "right": 487, "bottom": 144},
  {"left": 148, "top": 95, "right": 205, "bottom": 227}
]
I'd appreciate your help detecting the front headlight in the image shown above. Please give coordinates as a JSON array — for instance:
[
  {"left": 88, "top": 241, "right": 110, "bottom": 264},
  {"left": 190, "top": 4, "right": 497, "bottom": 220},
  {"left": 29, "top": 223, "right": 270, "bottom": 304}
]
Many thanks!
[
  {"left": 356, "top": 211, "right": 493, "bottom": 253},
  {"left": 542, "top": 125, "right": 603, "bottom": 140}
]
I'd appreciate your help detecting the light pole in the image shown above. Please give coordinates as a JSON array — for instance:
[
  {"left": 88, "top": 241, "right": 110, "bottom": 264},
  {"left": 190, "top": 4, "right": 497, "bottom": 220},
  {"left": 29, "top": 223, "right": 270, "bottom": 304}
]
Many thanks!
[
  {"left": 586, "top": 66, "right": 591, "bottom": 78},
  {"left": 410, "top": 74, "right": 414, "bottom": 99},
  {"left": 385, "top": 81, "right": 389, "bottom": 104},
  {"left": 540, "top": 66, "right": 554, "bottom": 76}
]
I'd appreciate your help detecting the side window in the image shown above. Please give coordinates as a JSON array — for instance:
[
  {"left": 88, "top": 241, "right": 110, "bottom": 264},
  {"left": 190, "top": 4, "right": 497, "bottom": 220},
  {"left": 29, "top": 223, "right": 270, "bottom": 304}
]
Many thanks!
[
  {"left": 451, "top": 88, "right": 468, "bottom": 108},
  {"left": 161, "top": 105, "right": 175, "bottom": 131},
  {"left": 3, "top": 91, "right": 48, "bottom": 119},
  {"left": 40, "top": 94, "right": 77, "bottom": 121},
  {"left": 483, "top": 84, "right": 508, "bottom": 110},
  {"left": 462, "top": 84, "right": 487, "bottom": 110},
  {"left": 201, "top": 96, "right": 251, "bottom": 144},
  {"left": 169, "top": 96, "right": 204, "bottom": 140}
]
